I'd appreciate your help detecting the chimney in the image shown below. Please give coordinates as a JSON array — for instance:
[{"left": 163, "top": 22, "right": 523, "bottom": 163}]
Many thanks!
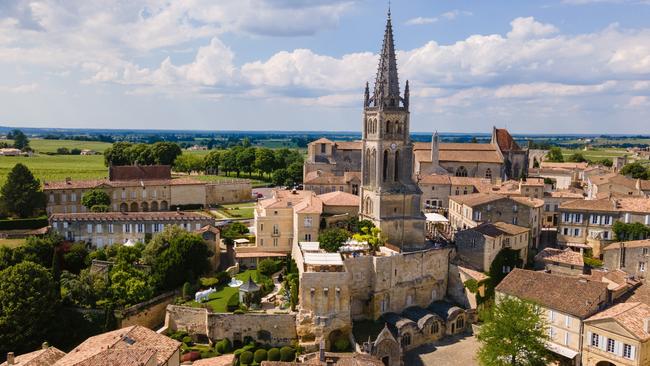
[
  {"left": 42, "top": 342, "right": 49, "bottom": 349},
  {"left": 7, "top": 352, "right": 15, "bottom": 365},
  {"left": 65, "top": 177, "right": 71, "bottom": 184}
]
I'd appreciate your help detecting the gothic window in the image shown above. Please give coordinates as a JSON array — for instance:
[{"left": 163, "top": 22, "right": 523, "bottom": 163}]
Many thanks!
[
  {"left": 455, "top": 166, "right": 468, "bottom": 177},
  {"left": 485, "top": 168, "right": 492, "bottom": 179},
  {"left": 394, "top": 151, "right": 400, "bottom": 181},
  {"left": 396, "top": 122, "right": 402, "bottom": 135},
  {"left": 383, "top": 150, "right": 389, "bottom": 182},
  {"left": 401, "top": 333, "right": 411, "bottom": 348},
  {"left": 385, "top": 121, "right": 391, "bottom": 134}
]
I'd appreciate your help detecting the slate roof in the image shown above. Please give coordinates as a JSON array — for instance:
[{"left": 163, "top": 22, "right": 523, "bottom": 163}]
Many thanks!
[
  {"left": 496, "top": 269, "right": 608, "bottom": 318},
  {"left": 586, "top": 302, "right": 650, "bottom": 341},
  {"left": 427, "top": 301, "right": 464, "bottom": 321}
]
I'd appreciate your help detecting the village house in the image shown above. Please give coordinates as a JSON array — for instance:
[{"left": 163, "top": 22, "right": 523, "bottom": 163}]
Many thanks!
[
  {"left": 534, "top": 247, "right": 585, "bottom": 276},
  {"left": 240, "top": 189, "right": 360, "bottom": 267},
  {"left": 417, "top": 174, "right": 493, "bottom": 211},
  {"left": 542, "top": 189, "right": 585, "bottom": 229},
  {"left": 2, "top": 343, "right": 66, "bottom": 366},
  {"left": 586, "top": 173, "right": 650, "bottom": 200},
  {"left": 54, "top": 325, "right": 181, "bottom": 366},
  {"left": 582, "top": 302, "right": 650, "bottom": 366},
  {"left": 454, "top": 222, "right": 530, "bottom": 272},
  {"left": 448, "top": 193, "right": 543, "bottom": 247},
  {"left": 529, "top": 166, "right": 577, "bottom": 190},
  {"left": 44, "top": 165, "right": 252, "bottom": 214},
  {"left": 557, "top": 197, "right": 650, "bottom": 257},
  {"left": 48, "top": 211, "right": 216, "bottom": 250},
  {"left": 496, "top": 269, "right": 610, "bottom": 365},
  {"left": 603, "top": 239, "right": 650, "bottom": 280}
]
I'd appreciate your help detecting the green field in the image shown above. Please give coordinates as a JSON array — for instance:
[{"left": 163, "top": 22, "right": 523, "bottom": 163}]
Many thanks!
[
  {"left": 0, "top": 154, "right": 107, "bottom": 187},
  {"left": 214, "top": 202, "right": 256, "bottom": 219},
  {"left": 560, "top": 148, "right": 629, "bottom": 161},
  {"left": 1, "top": 138, "right": 112, "bottom": 154}
]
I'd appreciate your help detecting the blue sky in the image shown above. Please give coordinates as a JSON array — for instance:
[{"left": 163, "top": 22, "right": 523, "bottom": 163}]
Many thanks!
[{"left": 1, "top": 0, "right": 649, "bottom": 134}]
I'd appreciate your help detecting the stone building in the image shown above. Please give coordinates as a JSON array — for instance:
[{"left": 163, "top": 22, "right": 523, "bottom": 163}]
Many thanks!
[
  {"left": 557, "top": 197, "right": 650, "bottom": 257},
  {"left": 541, "top": 189, "right": 585, "bottom": 229},
  {"left": 54, "top": 325, "right": 181, "bottom": 366},
  {"left": 454, "top": 222, "right": 530, "bottom": 272},
  {"left": 242, "top": 190, "right": 360, "bottom": 267},
  {"left": 582, "top": 302, "right": 650, "bottom": 366},
  {"left": 2, "top": 344, "right": 66, "bottom": 366},
  {"left": 417, "top": 175, "right": 492, "bottom": 211},
  {"left": 448, "top": 193, "right": 543, "bottom": 247},
  {"left": 602, "top": 239, "right": 650, "bottom": 280},
  {"left": 496, "top": 269, "right": 610, "bottom": 365},
  {"left": 534, "top": 247, "right": 585, "bottom": 276},
  {"left": 48, "top": 211, "right": 215, "bottom": 249},
  {"left": 586, "top": 173, "right": 650, "bottom": 200},
  {"left": 44, "top": 165, "right": 252, "bottom": 214}
]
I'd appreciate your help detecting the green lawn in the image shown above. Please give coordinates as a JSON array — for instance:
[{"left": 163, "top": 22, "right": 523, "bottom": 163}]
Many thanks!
[
  {"left": 1, "top": 138, "right": 112, "bottom": 154},
  {"left": 0, "top": 238, "right": 25, "bottom": 248},
  {"left": 185, "top": 270, "right": 260, "bottom": 313},
  {"left": 214, "top": 202, "right": 256, "bottom": 219},
  {"left": 0, "top": 154, "right": 107, "bottom": 187},
  {"left": 561, "top": 148, "right": 629, "bottom": 160}
]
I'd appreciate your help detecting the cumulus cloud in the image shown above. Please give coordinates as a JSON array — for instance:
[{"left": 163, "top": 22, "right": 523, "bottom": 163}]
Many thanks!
[
  {"left": 0, "top": 83, "right": 39, "bottom": 93},
  {"left": 405, "top": 9, "right": 471, "bottom": 26}
]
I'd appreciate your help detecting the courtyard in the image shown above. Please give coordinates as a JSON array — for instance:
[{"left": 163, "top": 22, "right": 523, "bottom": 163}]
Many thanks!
[{"left": 404, "top": 334, "right": 480, "bottom": 366}]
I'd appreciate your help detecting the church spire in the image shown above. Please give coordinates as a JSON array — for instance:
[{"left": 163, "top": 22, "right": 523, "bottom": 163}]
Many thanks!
[{"left": 372, "top": 8, "right": 401, "bottom": 109}]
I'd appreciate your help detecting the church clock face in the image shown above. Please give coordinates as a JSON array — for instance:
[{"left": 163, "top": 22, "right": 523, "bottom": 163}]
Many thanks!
[{"left": 390, "top": 143, "right": 397, "bottom": 151}]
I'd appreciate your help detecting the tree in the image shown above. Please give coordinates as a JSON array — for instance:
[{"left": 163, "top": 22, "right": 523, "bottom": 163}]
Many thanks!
[
  {"left": 237, "top": 147, "right": 257, "bottom": 177},
  {"left": 220, "top": 222, "right": 249, "bottom": 245},
  {"left": 620, "top": 162, "right": 649, "bottom": 180},
  {"left": 258, "top": 258, "right": 278, "bottom": 276},
  {"left": 352, "top": 226, "right": 387, "bottom": 251},
  {"left": 128, "top": 144, "right": 156, "bottom": 165},
  {"left": 220, "top": 149, "right": 238, "bottom": 176},
  {"left": 0, "top": 262, "right": 59, "bottom": 356},
  {"left": 63, "top": 242, "right": 89, "bottom": 274},
  {"left": 81, "top": 189, "right": 111, "bottom": 210},
  {"left": 152, "top": 142, "right": 182, "bottom": 165},
  {"left": 545, "top": 147, "right": 564, "bottom": 163},
  {"left": 10, "top": 129, "right": 29, "bottom": 150},
  {"left": 0, "top": 163, "right": 45, "bottom": 218},
  {"left": 56, "top": 147, "right": 70, "bottom": 155},
  {"left": 204, "top": 150, "right": 221, "bottom": 175},
  {"left": 477, "top": 296, "right": 550, "bottom": 366},
  {"left": 255, "top": 148, "right": 276, "bottom": 177},
  {"left": 271, "top": 169, "right": 289, "bottom": 186},
  {"left": 566, "top": 153, "right": 587, "bottom": 163},
  {"left": 286, "top": 162, "right": 303, "bottom": 185},
  {"left": 104, "top": 141, "right": 133, "bottom": 166},
  {"left": 613, "top": 221, "right": 650, "bottom": 241},
  {"left": 318, "top": 228, "right": 350, "bottom": 253},
  {"left": 109, "top": 268, "right": 154, "bottom": 307},
  {"left": 173, "top": 154, "right": 204, "bottom": 175}
]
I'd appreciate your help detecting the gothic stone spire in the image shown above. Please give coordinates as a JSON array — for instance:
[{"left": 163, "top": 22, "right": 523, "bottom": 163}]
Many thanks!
[{"left": 372, "top": 10, "right": 401, "bottom": 109}]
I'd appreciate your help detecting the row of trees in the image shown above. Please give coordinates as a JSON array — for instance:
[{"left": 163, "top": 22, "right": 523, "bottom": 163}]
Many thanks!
[
  {"left": 4, "top": 129, "right": 30, "bottom": 150},
  {"left": 103, "top": 141, "right": 182, "bottom": 166}
]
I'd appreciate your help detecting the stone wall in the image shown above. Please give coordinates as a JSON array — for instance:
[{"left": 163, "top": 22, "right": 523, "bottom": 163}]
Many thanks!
[
  {"left": 117, "top": 291, "right": 179, "bottom": 329},
  {"left": 206, "top": 180, "right": 252, "bottom": 205},
  {"left": 165, "top": 305, "right": 297, "bottom": 346},
  {"left": 171, "top": 184, "right": 206, "bottom": 206}
]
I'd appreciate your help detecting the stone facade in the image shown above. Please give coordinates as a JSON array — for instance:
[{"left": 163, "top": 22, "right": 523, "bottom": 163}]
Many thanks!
[
  {"left": 117, "top": 291, "right": 178, "bottom": 329},
  {"left": 603, "top": 240, "right": 650, "bottom": 280},
  {"left": 454, "top": 222, "right": 530, "bottom": 272},
  {"left": 164, "top": 305, "right": 297, "bottom": 346}
]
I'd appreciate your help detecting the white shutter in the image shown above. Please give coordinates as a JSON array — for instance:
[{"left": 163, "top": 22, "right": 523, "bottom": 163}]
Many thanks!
[
  {"left": 600, "top": 335, "right": 607, "bottom": 350},
  {"left": 615, "top": 340, "right": 623, "bottom": 357},
  {"left": 122, "top": 224, "right": 126, "bottom": 233},
  {"left": 630, "top": 345, "right": 636, "bottom": 360}
]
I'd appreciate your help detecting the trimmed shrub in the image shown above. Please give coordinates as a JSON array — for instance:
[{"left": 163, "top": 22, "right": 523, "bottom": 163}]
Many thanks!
[
  {"left": 334, "top": 338, "right": 350, "bottom": 352},
  {"left": 279, "top": 346, "right": 295, "bottom": 362},
  {"left": 254, "top": 349, "right": 268, "bottom": 363},
  {"left": 216, "top": 338, "right": 231, "bottom": 354},
  {"left": 239, "top": 351, "right": 254, "bottom": 365},
  {"left": 200, "top": 350, "right": 218, "bottom": 359},
  {"left": 267, "top": 348, "right": 281, "bottom": 361}
]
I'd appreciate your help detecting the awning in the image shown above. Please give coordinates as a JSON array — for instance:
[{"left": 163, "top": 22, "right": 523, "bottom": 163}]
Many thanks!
[
  {"left": 564, "top": 242, "right": 591, "bottom": 249},
  {"left": 235, "top": 251, "right": 286, "bottom": 258},
  {"left": 233, "top": 238, "right": 250, "bottom": 244},
  {"left": 546, "top": 342, "right": 578, "bottom": 359},
  {"left": 425, "top": 213, "right": 449, "bottom": 223}
]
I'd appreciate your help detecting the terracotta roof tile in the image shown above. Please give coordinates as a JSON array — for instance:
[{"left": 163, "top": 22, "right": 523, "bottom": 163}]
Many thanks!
[
  {"left": 494, "top": 128, "right": 521, "bottom": 151},
  {"left": 540, "top": 162, "right": 589, "bottom": 170},
  {"left": 317, "top": 191, "right": 360, "bottom": 206},
  {"left": 0, "top": 347, "right": 66, "bottom": 366},
  {"left": 109, "top": 165, "right": 171, "bottom": 181},
  {"left": 496, "top": 269, "right": 608, "bottom": 318},
  {"left": 534, "top": 248, "right": 584, "bottom": 267},
  {"left": 561, "top": 197, "right": 650, "bottom": 213},
  {"left": 586, "top": 302, "right": 650, "bottom": 341},
  {"left": 49, "top": 211, "right": 212, "bottom": 222},
  {"left": 449, "top": 193, "right": 505, "bottom": 207},
  {"left": 603, "top": 239, "right": 650, "bottom": 251}
]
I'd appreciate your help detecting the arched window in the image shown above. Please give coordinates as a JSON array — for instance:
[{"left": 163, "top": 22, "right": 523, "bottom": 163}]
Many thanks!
[
  {"left": 401, "top": 333, "right": 411, "bottom": 347},
  {"left": 456, "top": 317, "right": 465, "bottom": 330},
  {"left": 385, "top": 121, "right": 391, "bottom": 134},
  {"left": 383, "top": 150, "right": 389, "bottom": 182},
  {"left": 396, "top": 122, "right": 402, "bottom": 134},
  {"left": 455, "top": 166, "right": 468, "bottom": 177},
  {"left": 394, "top": 151, "right": 400, "bottom": 181},
  {"left": 485, "top": 168, "right": 492, "bottom": 179}
]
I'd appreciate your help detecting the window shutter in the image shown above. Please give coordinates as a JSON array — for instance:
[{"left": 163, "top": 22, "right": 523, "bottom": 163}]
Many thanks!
[
  {"left": 630, "top": 345, "right": 636, "bottom": 360},
  {"left": 599, "top": 335, "right": 607, "bottom": 351},
  {"left": 615, "top": 340, "right": 623, "bottom": 357},
  {"left": 586, "top": 331, "right": 592, "bottom": 346}
]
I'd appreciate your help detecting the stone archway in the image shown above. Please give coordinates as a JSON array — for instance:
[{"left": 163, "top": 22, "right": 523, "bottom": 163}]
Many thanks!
[
  {"left": 141, "top": 202, "right": 149, "bottom": 212},
  {"left": 160, "top": 200, "right": 169, "bottom": 211},
  {"left": 150, "top": 201, "right": 159, "bottom": 211},
  {"left": 328, "top": 329, "right": 347, "bottom": 352},
  {"left": 596, "top": 362, "right": 617, "bottom": 366},
  {"left": 120, "top": 203, "right": 128, "bottom": 212}
]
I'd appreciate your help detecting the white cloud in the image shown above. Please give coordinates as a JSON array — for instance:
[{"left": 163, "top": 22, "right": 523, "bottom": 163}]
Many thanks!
[
  {"left": 0, "top": 83, "right": 38, "bottom": 93},
  {"left": 405, "top": 17, "right": 438, "bottom": 25},
  {"left": 406, "top": 9, "right": 471, "bottom": 26}
]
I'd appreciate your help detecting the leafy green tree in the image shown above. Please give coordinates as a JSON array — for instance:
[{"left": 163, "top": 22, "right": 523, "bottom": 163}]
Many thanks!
[
  {"left": 152, "top": 141, "right": 182, "bottom": 165},
  {"left": 271, "top": 168, "right": 289, "bottom": 186},
  {"left": 613, "top": 221, "right": 650, "bottom": 241},
  {"left": 258, "top": 258, "right": 278, "bottom": 276},
  {"left": 145, "top": 226, "right": 211, "bottom": 290},
  {"left": 566, "top": 153, "right": 587, "bottom": 163},
  {"left": 110, "top": 268, "right": 154, "bottom": 307},
  {"left": 318, "top": 228, "right": 350, "bottom": 253},
  {"left": 104, "top": 141, "right": 133, "bottom": 166},
  {"left": 60, "top": 269, "right": 108, "bottom": 307},
  {"left": 204, "top": 150, "right": 221, "bottom": 175},
  {"left": 352, "top": 226, "right": 387, "bottom": 251},
  {"left": 255, "top": 148, "right": 276, "bottom": 177},
  {"left": 620, "top": 162, "right": 649, "bottom": 180},
  {"left": 81, "top": 189, "right": 110, "bottom": 210},
  {"left": 0, "top": 163, "right": 45, "bottom": 218},
  {"left": 16, "top": 233, "right": 61, "bottom": 268},
  {"left": 237, "top": 147, "right": 257, "bottom": 177},
  {"left": 10, "top": 129, "right": 30, "bottom": 150},
  {"left": 142, "top": 225, "right": 186, "bottom": 265},
  {"left": 477, "top": 296, "right": 550, "bottom": 366},
  {"left": 0, "top": 262, "right": 59, "bottom": 356},
  {"left": 128, "top": 144, "right": 156, "bottom": 165},
  {"left": 545, "top": 147, "right": 564, "bottom": 163},
  {"left": 220, "top": 222, "right": 250, "bottom": 245},
  {"left": 221, "top": 148, "right": 239, "bottom": 176},
  {"left": 63, "top": 242, "right": 89, "bottom": 274},
  {"left": 56, "top": 147, "right": 70, "bottom": 155},
  {"left": 286, "top": 162, "right": 303, "bottom": 185},
  {"left": 173, "top": 154, "right": 204, "bottom": 175}
]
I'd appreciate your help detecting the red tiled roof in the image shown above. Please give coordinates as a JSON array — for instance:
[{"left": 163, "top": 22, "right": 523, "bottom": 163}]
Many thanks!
[
  {"left": 1, "top": 347, "right": 66, "bottom": 366},
  {"left": 318, "top": 191, "right": 360, "bottom": 206},
  {"left": 109, "top": 165, "right": 171, "bottom": 181},
  {"left": 49, "top": 211, "right": 212, "bottom": 222},
  {"left": 586, "top": 302, "right": 650, "bottom": 341},
  {"left": 494, "top": 128, "right": 521, "bottom": 152},
  {"left": 534, "top": 248, "right": 584, "bottom": 267}
]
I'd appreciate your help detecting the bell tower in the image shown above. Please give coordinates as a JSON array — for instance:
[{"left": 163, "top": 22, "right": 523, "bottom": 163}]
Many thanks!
[{"left": 360, "top": 9, "right": 426, "bottom": 251}]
